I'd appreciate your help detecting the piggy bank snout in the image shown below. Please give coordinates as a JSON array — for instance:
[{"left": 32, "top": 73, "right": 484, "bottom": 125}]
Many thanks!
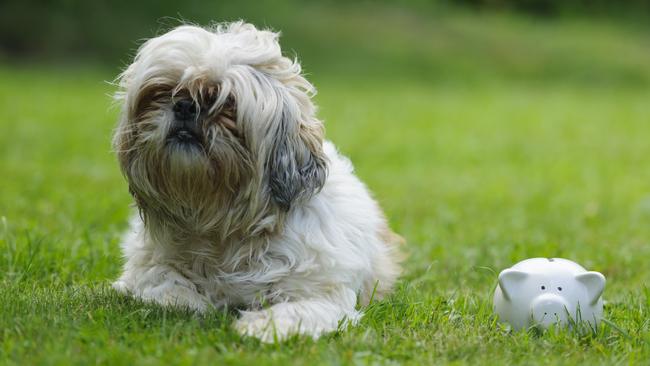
[{"left": 531, "top": 293, "right": 570, "bottom": 328}]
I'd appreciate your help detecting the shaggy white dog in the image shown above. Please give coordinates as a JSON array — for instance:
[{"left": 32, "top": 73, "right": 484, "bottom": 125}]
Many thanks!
[{"left": 111, "top": 21, "right": 403, "bottom": 342}]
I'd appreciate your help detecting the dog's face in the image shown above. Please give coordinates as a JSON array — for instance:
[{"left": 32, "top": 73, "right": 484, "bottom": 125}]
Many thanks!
[{"left": 114, "top": 23, "right": 327, "bottom": 238}]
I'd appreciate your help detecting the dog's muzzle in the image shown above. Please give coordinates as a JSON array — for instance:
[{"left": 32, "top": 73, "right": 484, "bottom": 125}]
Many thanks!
[{"left": 168, "top": 99, "right": 202, "bottom": 145}]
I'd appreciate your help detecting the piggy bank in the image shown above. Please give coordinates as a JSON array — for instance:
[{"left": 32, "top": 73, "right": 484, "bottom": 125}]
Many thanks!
[{"left": 493, "top": 258, "right": 605, "bottom": 330}]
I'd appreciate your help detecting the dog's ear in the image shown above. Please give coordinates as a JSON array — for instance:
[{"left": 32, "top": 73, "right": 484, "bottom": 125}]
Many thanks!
[{"left": 267, "top": 109, "right": 328, "bottom": 211}]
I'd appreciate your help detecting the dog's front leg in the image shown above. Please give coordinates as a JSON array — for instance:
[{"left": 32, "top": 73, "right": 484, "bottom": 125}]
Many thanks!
[
  {"left": 233, "top": 287, "right": 361, "bottom": 342},
  {"left": 113, "top": 264, "right": 210, "bottom": 312}
]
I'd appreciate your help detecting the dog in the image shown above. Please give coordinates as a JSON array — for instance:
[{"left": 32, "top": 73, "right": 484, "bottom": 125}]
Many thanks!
[{"left": 111, "top": 21, "right": 403, "bottom": 342}]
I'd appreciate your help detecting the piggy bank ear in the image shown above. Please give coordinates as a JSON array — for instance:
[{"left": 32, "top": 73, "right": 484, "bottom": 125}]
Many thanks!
[
  {"left": 498, "top": 269, "right": 528, "bottom": 301},
  {"left": 575, "top": 271, "right": 606, "bottom": 305}
]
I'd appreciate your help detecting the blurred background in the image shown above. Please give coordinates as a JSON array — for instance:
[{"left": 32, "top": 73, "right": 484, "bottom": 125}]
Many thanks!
[
  {"left": 2, "top": 0, "right": 650, "bottom": 83},
  {"left": 1, "top": 0, "right": 650, "bottom": 304}
]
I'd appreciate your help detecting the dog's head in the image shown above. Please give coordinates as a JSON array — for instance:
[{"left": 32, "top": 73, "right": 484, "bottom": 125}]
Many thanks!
[{"left": 113, "top": 22, "right": 327, "bottom": 238}]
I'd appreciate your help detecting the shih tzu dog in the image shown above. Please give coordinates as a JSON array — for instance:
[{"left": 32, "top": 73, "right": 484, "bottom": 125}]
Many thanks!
[{"left": 111, "top": 21, "right": 403, "bottom": 342}]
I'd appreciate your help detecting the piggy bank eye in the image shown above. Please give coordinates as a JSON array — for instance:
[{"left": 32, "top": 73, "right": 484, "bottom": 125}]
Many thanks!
[
  {"left": 541, "top": 285, "right": 546, "bottom": 290},
  {"left": 558, "top": 287, "right": 562, "bottom": 291}
]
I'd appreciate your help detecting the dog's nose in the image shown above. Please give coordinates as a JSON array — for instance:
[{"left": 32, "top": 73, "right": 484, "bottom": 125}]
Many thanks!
[
  {"left": 170, "top": 99, "right": 202, "bottom": 143},
  {"left": 173, "top": 99, "right": 197, "bottom": 121}
]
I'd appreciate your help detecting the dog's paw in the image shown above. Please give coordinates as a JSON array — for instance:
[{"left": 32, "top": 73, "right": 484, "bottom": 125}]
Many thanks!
[
  {"left": 234, "top": 309, "right": 306, "bottom": 343},
  {"left": 140, "top": 283, "right": 209, "bottom": 312},
  {"left": 112, "top": 280, "right": 131, "bottom": 294}
]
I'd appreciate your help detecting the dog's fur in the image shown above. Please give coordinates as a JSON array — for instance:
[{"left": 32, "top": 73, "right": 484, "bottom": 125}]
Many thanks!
[{"left": 111, "top": 22, "right": 403, "bottom": 342}]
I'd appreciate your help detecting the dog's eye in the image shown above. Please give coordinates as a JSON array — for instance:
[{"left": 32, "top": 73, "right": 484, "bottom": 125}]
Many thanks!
[
  {"left": 221, "top": 96, "right": 236, "bottom": 116},
  {"left": 173, "top": 99, "right": 197, "bottom": 120},
  {"left": 224, "top": 95, "right": 236, "bottom": 109}
]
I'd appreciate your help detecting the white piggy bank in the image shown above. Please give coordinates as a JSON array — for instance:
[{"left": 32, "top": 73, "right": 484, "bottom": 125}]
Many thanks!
[{"left": 493, "top": 258, "right": 605, "bottom": 330}]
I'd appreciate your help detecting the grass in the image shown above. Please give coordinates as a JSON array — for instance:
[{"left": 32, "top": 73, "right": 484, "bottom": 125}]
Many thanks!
[{"left": 1, "top": 4, "right": 650, "bottom": 365}]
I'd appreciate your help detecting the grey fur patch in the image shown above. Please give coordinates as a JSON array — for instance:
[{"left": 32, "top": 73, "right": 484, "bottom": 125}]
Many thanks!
[{"left": 268, "top": 112, "right": 327, "bottom": 210}]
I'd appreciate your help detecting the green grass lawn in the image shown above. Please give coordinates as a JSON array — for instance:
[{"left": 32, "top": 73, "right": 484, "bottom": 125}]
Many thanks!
[{"left": 1, "top": 6, "right": 650, "bottom": 365}]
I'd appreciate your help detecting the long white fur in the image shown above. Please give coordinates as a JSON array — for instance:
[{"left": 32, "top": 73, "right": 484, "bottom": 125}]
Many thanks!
[{"left": 112, "top": 22, "right": 402, "bottom": 342}]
